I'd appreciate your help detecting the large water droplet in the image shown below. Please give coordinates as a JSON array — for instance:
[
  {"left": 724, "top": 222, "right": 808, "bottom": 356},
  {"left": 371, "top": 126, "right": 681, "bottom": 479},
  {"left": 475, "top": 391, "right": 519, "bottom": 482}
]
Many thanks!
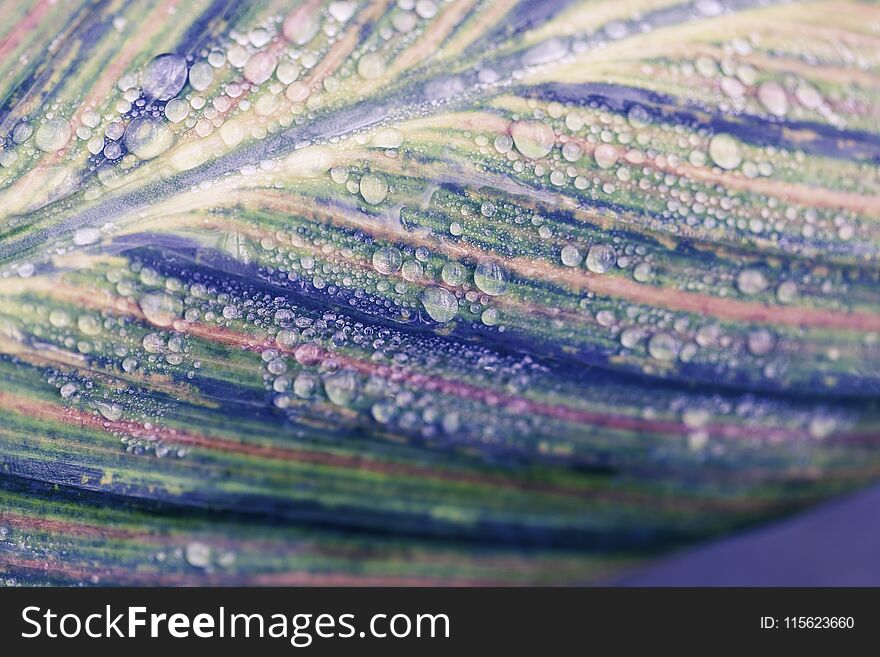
[
  {"left": 140, "top": 292, "right": 183, "bottom": 327},
  {"left": 510, "top": 120, "right": 555, "bottom": 160},
  {"left": 141, "top": 53, "right": 188, "bottom": 101},
  {"left": 586, "top": 244, "right": 617, "bottom": 273},
  {"left": 359, "top": 174, "right": 388, "bottom": 204},
  {"left": 124, "top": 116, "right": 174, "bottom": 159},
  {"left": 324, "top": 371, "right": 359, "bottom": 406},
  {"left": 708, "top": 133, "right": 742, "bottom": 170},
  {"left": 473, "top": 260, "right": 508, "bottom": 296},
  {"left": 421, "top": 287, "right": 458, "bottom": 322},
  {"left": 372, "top": 247, "right": 403, "bottom": 274},
  {"left": 34, "top": 118, "right": 71, "bottom": 152},
  {"left": 648, "top": 332, "right": 680, "bottom": 361}
]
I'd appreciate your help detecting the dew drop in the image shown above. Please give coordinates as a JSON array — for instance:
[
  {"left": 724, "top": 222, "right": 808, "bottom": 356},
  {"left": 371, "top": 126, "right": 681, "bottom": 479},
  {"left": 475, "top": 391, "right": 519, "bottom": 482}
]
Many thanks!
[
  {"left": 124, "top": 116, "right": 174, "bottom": 159},
  {"left": 141, "top": 53, "right": 188, "bottom": 101},
  {"left": 421, "top": 286, "right": 458, "bottom": 322},
  {"left": 359, "top": 174, "right": 388, "bottom": 204},
  {"left": 34, "top": 118, "right": 71, "bottom": 152},
  {"left": 324, "top": 370, "right": 359, "bottom": 406},
  {"left": 510, "top": 120, "right": 555, "bottom": 160},
  {"left": 648, "top": 332, "right": 680, "bottom": 361},
  {"left": 372, "top": 247, "right": 403, "bottom": 274},
  {"left": 560, "top": 244, "right": 582, "bottom": 267},
  {"left": 585, "top": 244, "right": 617, "bottom": 273},
  {"left": 357, "top": 53, "right": 386, "bottom": 79},
  {"left": 708, "top": 133, "right": 742, "bottom": 170},
  {"left": 473, "top": 260, "right": 508, "bottom": 296},
  {"left": 139, "top": 292, "right": 183, "bottom": 327},
  {"left": 736, "top": 269, "right": 768, "bottom": 295}
]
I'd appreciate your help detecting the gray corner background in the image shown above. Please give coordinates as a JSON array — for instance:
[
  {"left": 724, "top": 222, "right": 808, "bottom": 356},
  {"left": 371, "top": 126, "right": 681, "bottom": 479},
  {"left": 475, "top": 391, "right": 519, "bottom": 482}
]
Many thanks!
[{"left": 613, "top": 483, "right": 880, "bottom": 586}]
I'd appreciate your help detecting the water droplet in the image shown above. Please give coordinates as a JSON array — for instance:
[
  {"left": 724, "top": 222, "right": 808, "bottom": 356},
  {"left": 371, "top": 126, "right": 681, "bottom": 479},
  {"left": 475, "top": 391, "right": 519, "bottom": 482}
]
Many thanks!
[
  {"left": 49, "top": 310, "right": 70, "bottom": 328},
  {"left": 421, "top": 286, "right": 458, "bottom": 322},
  {"left": 795, "top": 82, "right": 823, "bottom": 110},
  {"left": 372, "top": 128, "right": 404, "bottom": 149},
  {"left": 372, "top": 247, "right": 403, "bottom": 274},
  {"left": 73, "top": 227, "right": 101, "bottom": 246},
  {"left": 187, "top": 61, "right": 214, "bottom": 91},
  {"left": 473, "top": 260, "right": 508, "bottom": 296},
  {"left": 620, "top": 327, "right": 643, "bottom": 349},
  {"left": 586, "top": 244, "right": 616, "bottom": 273},
  {"left": 593, "top": 144, "right": 618, "bottom": 169},
  {"left": 708, "top": 133, "right": 742, "bottom": 170},
  {"left": 757, "top": 81, "right": 788, "bottom": 117},
  {"left": 139, "top": 292, "right": 183, "bottom": 327},
  {"left": 747, "top": 329, "right": 775, "bottom": 356},
  {"left": 441, "top": 262, "right": 468, "bottom": 286},
  {"left": 96, "top": 402, "right": 122, "bottom": 422},
  {"left": 357, "top": 53, "right": 386, "bottom": 79},
  {"left": 34, "top": 118, "right": 71, "bottom": 152},
  {"left": 561, "top": 141, "right": 582, "bottom": 162},
  {"left": 324, "top": 370, "right": 359, "bottom": 406},
  {"left": 294, "top": 372, "right": 319, "bottom": 397},
  {"left": 648, "top": 332, "right": 680, "bottom": 361},
  {"left": 329, "top": 1, "right": 356, "bottom": 23},
  {"left": 371, "top": 400, "right": 395, "bottom": 423},
  {"left": 776, "top": 281, "right": 798, "bottom": 304},
  {"left": 244, "top": 52, "right": 277, "bottom": 85},
  {"left": 124, "top": 117, "right": 174, "bottom": 159},
  {"left": 283, "top": 7, "right": 321, "bottom": 45},
  {"left": 77, "top": 315, "right": 101, "bottom": 336},
  {"left": 185, "top": 541, "right": 211, "bottom": 568},
  {"left": 359, "top": 174, "right": 388, "bottom": 204},
  {"left": 141, "top": 53, "right": 188, "bottom": 101},
  {"left": 510, "top": 120, "right": 555, "bottom": 159},
  {"left": 481, "top": 308, "right": 499, "bottom": 326},
  {"left": 560, "top": 244, "right": 582, "bottom": 267},
  {"left": 162, "top": 98, "right": 188, "bottom": 124},
  {"left": 143, "top": 333, "right": 164, "bottom": 353},
  {"left": 736, "top": 269, "right": 768, "bottom": 295},
  {"left": 276, "top": 60, "right": 301, "bottom": 84},
  {"left": 330, "top": 165, "right": 349, "bottom": 184}
]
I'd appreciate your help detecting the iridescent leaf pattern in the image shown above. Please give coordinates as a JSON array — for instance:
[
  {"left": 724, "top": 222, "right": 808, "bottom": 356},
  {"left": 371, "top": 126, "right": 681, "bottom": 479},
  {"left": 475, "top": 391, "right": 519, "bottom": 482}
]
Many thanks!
[{"left": 0, "top": 0, "right": 879, "bottom": 584}]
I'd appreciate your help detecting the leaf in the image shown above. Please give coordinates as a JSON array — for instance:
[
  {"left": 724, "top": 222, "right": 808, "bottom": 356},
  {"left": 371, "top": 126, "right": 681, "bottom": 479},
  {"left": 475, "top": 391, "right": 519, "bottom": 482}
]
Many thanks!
[{"left": 0, "top": 0, "right": 878, "bottom": 585}]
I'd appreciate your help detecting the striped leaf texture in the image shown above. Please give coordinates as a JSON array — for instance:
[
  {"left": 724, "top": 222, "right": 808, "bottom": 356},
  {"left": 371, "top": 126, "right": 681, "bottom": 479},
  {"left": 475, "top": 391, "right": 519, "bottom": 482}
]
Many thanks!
[{"left": 1, "top": 0, "right": 879, "bottom": 585}]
